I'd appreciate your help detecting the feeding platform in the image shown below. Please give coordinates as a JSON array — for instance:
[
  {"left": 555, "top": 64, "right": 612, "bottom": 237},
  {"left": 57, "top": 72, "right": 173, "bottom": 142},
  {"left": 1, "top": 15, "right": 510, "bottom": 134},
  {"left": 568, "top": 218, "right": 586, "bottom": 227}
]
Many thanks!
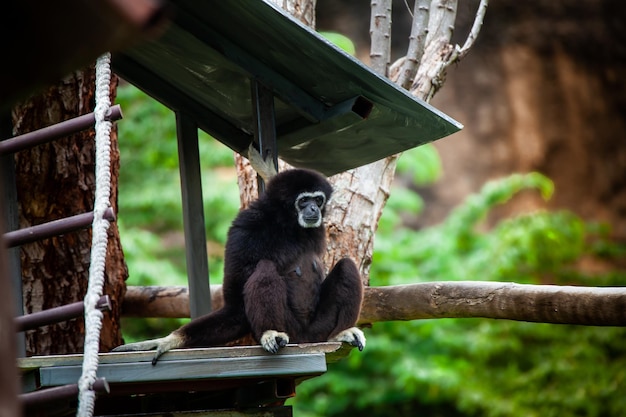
[{"left": 20, "top": 343, "right": 350, "bottom": 416}]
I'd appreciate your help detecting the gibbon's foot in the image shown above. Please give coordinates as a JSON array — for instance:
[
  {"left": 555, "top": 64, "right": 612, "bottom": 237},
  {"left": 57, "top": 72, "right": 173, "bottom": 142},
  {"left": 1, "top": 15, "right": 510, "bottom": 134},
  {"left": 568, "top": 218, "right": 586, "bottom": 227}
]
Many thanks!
[
  {"left": 330, "top": 327, "right": 366, "bottom": 351},
  {"left": 111, "top": 333, "right": 185, "bottom": 366},
  {"left": 246, "top": 143, "right": 277, "bottom": 183},
  {"left": 260, "top": 330, "right": 289, "bottom": 354}
]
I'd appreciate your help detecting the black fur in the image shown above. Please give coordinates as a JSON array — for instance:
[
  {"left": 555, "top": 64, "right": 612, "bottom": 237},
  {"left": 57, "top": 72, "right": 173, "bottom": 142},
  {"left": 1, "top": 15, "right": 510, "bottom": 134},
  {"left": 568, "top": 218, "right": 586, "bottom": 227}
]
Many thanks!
[{"left": 174, "top": 168, "right": 363, "bottom": 349}]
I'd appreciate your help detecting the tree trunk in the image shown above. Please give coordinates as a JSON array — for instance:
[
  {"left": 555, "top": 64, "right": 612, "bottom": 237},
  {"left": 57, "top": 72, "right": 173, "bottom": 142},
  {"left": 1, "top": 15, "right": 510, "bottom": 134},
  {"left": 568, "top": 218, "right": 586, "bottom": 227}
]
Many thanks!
[{"left": 12, "top": 65, "right": 127, "bottom": 356}]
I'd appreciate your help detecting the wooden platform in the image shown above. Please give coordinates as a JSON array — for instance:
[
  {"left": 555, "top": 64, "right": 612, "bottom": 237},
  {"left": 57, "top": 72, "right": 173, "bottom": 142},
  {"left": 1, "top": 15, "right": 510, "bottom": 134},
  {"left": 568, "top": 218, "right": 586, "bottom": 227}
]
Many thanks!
[{"left": 19, "top": 343, "right": 352, "bottom": 416}]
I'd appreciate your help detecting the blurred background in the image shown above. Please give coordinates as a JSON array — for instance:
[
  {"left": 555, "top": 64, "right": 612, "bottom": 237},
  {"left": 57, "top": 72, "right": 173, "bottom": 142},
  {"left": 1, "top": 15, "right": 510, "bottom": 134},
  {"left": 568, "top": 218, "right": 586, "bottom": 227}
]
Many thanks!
[{"left": 115, "top": 1, "right": 626, "bottom": 416}]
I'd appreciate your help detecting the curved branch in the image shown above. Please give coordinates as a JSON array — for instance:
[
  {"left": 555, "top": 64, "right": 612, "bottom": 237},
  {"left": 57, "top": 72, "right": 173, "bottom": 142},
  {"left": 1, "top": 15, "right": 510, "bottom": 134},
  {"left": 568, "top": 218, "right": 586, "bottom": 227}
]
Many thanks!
[{"left": 457, "top": 0, "right": 489, "bottom": 59}]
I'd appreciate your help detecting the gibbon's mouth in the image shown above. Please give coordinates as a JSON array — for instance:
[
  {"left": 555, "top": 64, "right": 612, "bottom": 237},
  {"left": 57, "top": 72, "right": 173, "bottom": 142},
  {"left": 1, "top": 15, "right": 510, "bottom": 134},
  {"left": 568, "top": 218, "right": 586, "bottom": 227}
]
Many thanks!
[{"left": 302, "top": 215, "right": 322, "bottom": 227}]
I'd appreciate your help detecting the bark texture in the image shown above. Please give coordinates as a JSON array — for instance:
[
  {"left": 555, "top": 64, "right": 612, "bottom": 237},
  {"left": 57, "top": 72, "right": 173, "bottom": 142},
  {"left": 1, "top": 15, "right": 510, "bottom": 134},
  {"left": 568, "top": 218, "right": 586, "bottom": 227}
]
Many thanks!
[
  {"left": 124, "top": 283, "right": 626, "bottom": 326},
  {"left": 13, "top": 66, "right": 127, "bottom": 356}
]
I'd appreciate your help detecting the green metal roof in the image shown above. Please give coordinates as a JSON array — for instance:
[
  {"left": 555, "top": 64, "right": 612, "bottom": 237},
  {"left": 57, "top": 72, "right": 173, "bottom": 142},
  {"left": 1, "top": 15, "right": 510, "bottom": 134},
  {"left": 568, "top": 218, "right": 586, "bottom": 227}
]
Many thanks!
[{"left": 113, "top": 0, "right": 462, "bottom": 176}]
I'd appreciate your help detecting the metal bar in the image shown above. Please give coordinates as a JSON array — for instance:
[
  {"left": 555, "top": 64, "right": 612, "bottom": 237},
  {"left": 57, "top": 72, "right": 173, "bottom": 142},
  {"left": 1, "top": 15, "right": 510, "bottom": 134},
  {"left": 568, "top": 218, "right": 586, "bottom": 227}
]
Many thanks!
[
  {"left": 251, "top": 79, "right": 278, "bottom": 193},
  {"left": 175, "top": 111, "right": 211, "bottom": 318},
  {"left": 0, "top": 105, "right": 123, "bottom": 155},
  {"left": 14, "top": 295, "right": 112, "bottom": 332},
  {"left": 20, "top": 377, "right": 109, "bottom": 410},
  {"left": 0, "top": 110, "right": 26, "bottom": 357},
  {"left": 2, "top": 207, "right": 116, "bottom": 248}
]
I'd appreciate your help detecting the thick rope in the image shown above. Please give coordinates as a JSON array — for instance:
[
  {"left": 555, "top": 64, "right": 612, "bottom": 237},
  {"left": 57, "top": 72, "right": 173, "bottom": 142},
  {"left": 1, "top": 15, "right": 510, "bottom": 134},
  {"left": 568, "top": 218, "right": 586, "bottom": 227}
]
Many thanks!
[{"left": 77, "top": 52, "right": 113, "bottom": 417}]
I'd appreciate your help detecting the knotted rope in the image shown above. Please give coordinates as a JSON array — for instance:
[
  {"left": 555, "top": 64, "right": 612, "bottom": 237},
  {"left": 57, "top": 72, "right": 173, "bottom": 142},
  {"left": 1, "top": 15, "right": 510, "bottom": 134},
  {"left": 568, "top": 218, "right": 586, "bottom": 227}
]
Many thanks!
[{"left": 77, "top": 52, "right": 113, "bottom": 417}]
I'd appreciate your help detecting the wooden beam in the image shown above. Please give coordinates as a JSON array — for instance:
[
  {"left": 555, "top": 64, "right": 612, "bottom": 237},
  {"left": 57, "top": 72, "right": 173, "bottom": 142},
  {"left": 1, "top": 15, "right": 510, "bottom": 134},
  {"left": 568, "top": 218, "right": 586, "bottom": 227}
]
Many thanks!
[{"left": 123, "top": 282, "right": 626, "bottom": 326}]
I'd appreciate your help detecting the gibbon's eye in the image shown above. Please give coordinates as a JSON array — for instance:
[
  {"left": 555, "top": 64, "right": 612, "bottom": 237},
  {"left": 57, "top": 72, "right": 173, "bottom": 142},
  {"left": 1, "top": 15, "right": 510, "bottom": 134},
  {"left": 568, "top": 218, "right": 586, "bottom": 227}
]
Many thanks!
[
  {"left": 297, "top": 197, "right": 311, "bottom": 210},
  {"left": 314, "top": 196, "right": 325, "bottom": 207}
]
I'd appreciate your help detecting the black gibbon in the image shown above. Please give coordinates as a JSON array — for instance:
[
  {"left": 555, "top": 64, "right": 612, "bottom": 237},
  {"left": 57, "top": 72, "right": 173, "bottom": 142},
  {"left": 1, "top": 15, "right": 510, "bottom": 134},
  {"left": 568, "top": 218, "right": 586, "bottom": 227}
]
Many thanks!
[{"left": 113, "top": 168, "right": 366, "bottom": 364}]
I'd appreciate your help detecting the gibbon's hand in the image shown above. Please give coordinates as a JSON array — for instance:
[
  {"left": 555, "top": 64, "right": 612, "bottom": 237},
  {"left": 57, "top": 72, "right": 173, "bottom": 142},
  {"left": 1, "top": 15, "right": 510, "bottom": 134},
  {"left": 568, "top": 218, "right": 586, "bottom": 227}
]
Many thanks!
[{"left": 111, "top": 332, "right": 185, "bottom": 366}]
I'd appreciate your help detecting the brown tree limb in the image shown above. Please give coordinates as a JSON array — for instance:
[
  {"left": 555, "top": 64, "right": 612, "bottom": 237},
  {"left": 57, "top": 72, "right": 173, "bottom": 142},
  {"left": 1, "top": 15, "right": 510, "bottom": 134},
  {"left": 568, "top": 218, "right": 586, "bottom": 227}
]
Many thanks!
[{"left": 123, "top": 283, "right": 626, "bottom": 327}]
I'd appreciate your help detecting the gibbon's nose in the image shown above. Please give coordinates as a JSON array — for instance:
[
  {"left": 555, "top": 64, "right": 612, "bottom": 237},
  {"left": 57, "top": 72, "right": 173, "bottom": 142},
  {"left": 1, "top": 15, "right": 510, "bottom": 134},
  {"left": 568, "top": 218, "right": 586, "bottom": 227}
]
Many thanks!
[{"left": 305, "top": 204, "right": 318, "bottom": 217}]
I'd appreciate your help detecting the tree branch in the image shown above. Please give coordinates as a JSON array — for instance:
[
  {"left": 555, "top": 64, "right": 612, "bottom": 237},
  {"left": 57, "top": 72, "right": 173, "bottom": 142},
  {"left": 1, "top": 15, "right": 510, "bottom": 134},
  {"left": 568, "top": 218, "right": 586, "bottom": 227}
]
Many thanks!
[
  {"left": 421, "top": 0, "right": 488, "bottom": 101},
  {"left": 360, "top": 282, "right": 626, "bottom": 326},
  {"left": 370, "top": 0, "right": 393, "bottom": 76},
  {"left": 394, "top": 0, "right": 430, "bottom": 89},
  {"left": 457, "top": 0, "right": 488, "bottom": 59},
  {"left": 123, "top": 283, "right": 626, "bottom": 327}
]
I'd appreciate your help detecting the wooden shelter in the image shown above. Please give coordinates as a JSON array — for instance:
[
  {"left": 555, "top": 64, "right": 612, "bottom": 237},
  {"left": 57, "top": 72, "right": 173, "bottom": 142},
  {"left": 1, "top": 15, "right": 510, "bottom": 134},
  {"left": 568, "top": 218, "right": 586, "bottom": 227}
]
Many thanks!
[{"left": 4, "top": 0, "right": 461, "bottom": 416}]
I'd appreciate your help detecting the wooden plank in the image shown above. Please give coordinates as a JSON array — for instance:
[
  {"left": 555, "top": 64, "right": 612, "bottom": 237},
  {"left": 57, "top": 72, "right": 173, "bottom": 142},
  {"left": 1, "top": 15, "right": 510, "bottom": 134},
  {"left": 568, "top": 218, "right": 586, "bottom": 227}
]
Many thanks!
[
  {"left": 19, "top": 342, "right": 343, "bottom": 370},
  {"left": 38, "top": 354, "right": 327, "bottom": 387}
]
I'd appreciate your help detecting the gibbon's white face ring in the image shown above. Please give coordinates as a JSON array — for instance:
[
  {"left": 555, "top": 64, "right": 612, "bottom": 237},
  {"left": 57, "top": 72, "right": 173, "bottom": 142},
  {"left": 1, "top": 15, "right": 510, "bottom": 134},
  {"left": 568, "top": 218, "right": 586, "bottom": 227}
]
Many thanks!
[{"left": 295, "top": 191, "right": 326, "bottom": 228}]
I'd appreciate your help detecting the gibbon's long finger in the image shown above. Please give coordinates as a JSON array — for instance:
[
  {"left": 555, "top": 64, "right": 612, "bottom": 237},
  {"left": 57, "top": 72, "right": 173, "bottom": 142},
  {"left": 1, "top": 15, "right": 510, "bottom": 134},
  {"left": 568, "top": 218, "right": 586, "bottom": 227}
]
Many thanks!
[
  {"left": 111, "top": 338, "right": 165, "bottom": 352},
  {"left": 151, "top": 332, "right": 186, "bottom": 365},
  {"left": 260, "top": 330, "right": 289, "bottom": 354},
  {"left": 330, "top": 327, "right": 366, "bottom": 351}
]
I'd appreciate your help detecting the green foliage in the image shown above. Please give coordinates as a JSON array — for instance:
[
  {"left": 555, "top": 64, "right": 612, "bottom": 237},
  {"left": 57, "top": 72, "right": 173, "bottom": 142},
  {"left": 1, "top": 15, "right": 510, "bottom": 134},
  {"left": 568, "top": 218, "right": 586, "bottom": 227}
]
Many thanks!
[
  {"left": 396, "top": 144, "right": 443, "bottom": 186},
  {"left": 319, "top": 31, "right": 356, "bottom": 56},
  {"left": 116, "top": 84, "right": 239, "bottom": 339}
]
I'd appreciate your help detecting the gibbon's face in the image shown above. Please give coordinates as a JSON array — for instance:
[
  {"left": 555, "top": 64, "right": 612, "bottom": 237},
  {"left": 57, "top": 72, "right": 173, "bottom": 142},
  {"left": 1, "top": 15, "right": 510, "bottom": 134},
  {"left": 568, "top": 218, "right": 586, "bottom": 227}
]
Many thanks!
[{"left": 295, "top": 191, "right": 326, "bottom": 228}]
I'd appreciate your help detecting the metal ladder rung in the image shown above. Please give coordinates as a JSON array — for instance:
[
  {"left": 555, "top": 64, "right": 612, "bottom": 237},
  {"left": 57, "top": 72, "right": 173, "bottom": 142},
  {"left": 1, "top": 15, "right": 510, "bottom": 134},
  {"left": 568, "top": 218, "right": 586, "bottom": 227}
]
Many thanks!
[
  {"left": 3, "top": 207, "right": 115, "bottom": 248},
  {"left": 14, "top": 295, "right": 111, "bottom": 332},
  {"left": 20, "top": 378, "right": 109, "bottom": 412},
  {"left": 0, "top": 104, "right": 123, "bottom": 155}
]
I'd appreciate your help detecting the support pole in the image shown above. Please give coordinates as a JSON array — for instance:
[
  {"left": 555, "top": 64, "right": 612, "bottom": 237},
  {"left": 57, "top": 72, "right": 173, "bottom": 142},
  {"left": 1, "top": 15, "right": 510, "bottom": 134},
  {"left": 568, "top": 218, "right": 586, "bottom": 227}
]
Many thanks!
[
  {"left": 176, "top": 111, "right": 211, "bottom": 318},
  {"left": 0, "top": 110, "right": 26, "bottom": 357},
  {"left": 250, "top": 79, "right": 278, "bottom": 193}
]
